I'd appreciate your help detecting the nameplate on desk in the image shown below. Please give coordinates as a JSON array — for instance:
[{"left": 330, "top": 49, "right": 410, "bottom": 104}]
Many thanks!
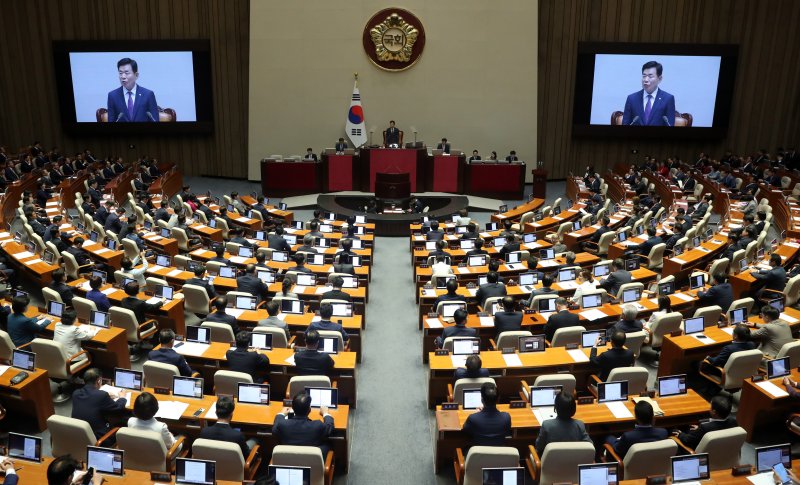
[
  {"left": 151, "top": 472, "right": 172, "bottom": 482},
  {"left": 565, "top": 343, "right": 579, "bottom": 350},
  {"left": 509, "top": 401, "right": 527, "bottom": 409},
  {"left": 501, "top": 347, "right": 515, "bottom": 354},
  {"left": 645, "top": 475, "right": 667, "bottom": 485},
  {"left": 441, "top": 403, "right": 459, "bottom": 411},
  {"left": 466, "top": 283, "right": 476, "bottom": 289},
  {"left": 751, "top": 374, "right": 765, "bottom": 382},
  {"left": 435, "top": 349, "right": 449, "bottom": 356},
  {"left": 420, "top": 264, "right": 429, "bottom": 268},
  {"left": 670, "top": 330, "right": 682, "bottom": 337},
  {"left": 578, "top": 397, "right": 594, "bottom": 405},
  {"left": 153, "top": 386, "right": 170, "bottom": 395},
  {"left": 524, "top": 309, "right": 535, "bottom": 314},
  {"left": 717, "top": 322, "right": 728, "bottom": 328},
  {"left": 283, "top": 399, "right": 293, "bottom": 407},
  {"left": 731, "top": 465, "right": 753, "bottom": 476},
  {"left": 428, "top": 312, "right": 439, "bottom": 318}
]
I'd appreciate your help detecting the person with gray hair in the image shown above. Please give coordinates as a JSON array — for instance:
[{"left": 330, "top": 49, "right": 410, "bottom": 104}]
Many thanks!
[
  {"left": 606, "top": 303, "right": 644, "bottom": 338},
  {"left": 296, "top": 233, "right": 317, "bottom": 254}
]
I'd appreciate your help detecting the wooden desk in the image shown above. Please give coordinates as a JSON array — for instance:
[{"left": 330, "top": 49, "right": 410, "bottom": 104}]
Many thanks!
[
  {"left": 38, "top": 317, "right": 131, "bottom": 371},
  {"left": 737, "top": 369, "right": 799, "bottom": 440},
  {"left": 490, "top": 198, "right": 546, "bottom": 223},
  {"left": 0, "top": 239, "right": 59, "bottom": 285},
  {"left": 524, "top": 205, "right": 587, "bottom": 239},
  {"left": 463, "top": 162, "right": 525, "bottom": 199},
  {"left": 0, "top": 366, "right": 53, "bottom": 431},
  {"left": 729, "top": 242, "right": 800, "bottom": 298},
  {"left": 261, "top": 159, "right": 324, "bottom": 197}
]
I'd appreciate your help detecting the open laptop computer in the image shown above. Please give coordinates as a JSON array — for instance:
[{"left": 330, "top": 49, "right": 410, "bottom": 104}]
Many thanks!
[
  {"left": 7, "top": 433, "right": 42, "bottom": 462},
  {"left": 440, "top": 301, "right": 467, "bottom": 320},
  {"left": 319, "top": 337, "right": 339, "bottom": 354},
  {"left": 621, "top": 287, "right": 641, "bottom": 304},
  {"left": 657, "top": 374, "right": 687, "bottom": 397},
  {"left": 281, "top": 299, "right": 303, "bottom": 314},
  {"left": 683, "top": 316, "right": 706, "bottom": 338},
  {"left": 767, "top": 357, "right": 791, "bottom": 380},
  {"left": 175, "top": 457, "right": 216, "bottom": 485},
  {"left": 114, "top": 368, "right": 143, "bottom": 391},
  {"left": 47, "top": 300, "right": 64, "bottom": 318},
  {"left": 581, "top": 293, "right": 603, "bottom": 310},
  {"left": 518, "top": 272, "right": 538, "bottom": 292},
  {"left": 185, "top": 326, "right": 211, "bottom": 344},
  {"left": 729, "top": 307, "right": 747, "bottom": 325},
  {"left": 172, "top": 376, "right": 204, "bottom": 399},
  {"left": 755, "top": 444, "right": 792, "bottom": 473},
  {"left": 519, "top": 335, "right": 546, "bottom": 353},
  {"left": 593, "top": 263, "right": 610, "bottom": 278},
  {"left": 87, "top": 446, "right": 124, "bottom": 476},
  {"left": 671, "top": 454, "right": 710, "bottom": 483},
  {"left": 538, "top": 298, "right": 557, "bottom": 314},
  {"left": 237, "top": 383, "right": 270, "bottom": 405},
  {"left": 268, "top": 465, "right": 311, "bottom": 485},
  {"left": 578, "top": 463, "right": 619, "bottom": 485},
  {"left": 688, "top": 273, "right": 705, "bottom": 290},
  {"left": 482, "top": 467, "right": 524, "bottom": 485},
  {"left": 597, "top": 381, "right": 628, "bottom": 403},
  {"left": 452, "top": 337, "right": 480, "bottom": 357},
  {"left": 12, "top": 349, "right": 36, "bottom": 371}
]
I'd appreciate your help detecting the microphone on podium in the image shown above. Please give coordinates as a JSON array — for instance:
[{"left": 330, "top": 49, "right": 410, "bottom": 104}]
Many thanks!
[
  {"left": 628, "top": 116, "right": 640, "bottom": 126},
  {"left": 662, "top": 115, "right": 671, "bottom": 127},
  {"left": 146, "top": 111, "right": 156, "bottom": 122},
  {"left": 115, "top": 112, "right": 124, "bottom": 122}
]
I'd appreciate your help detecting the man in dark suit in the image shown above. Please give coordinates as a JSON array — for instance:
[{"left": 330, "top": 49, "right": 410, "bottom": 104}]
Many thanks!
[
  {"left": 304, "top": 148, "right": 318, "bottom": 161},
  {"left": 628, "top": 226, "right": 662, "bottom": 257},
  {"left": 493, "top": 296, "right": 522, "bottom": 339},
  {"left": 433, "top": 278, "right": 467, "bottom": 310},
  {"left": 621, "top": 61, "right": 676, "bottom": 126},
  {"left": 462, "top": 382, "right": 511, "bottom": 447},
  {"left": 236, "top": 264, "right": 268, "bottom": 301},
  {"left": 466, "top": 238, "right": 489, "bottom": 257},
  {"left": 426, "top": 220, "right": 445, "bottom": 241},
  {"left": 585, "top": 216, "right": 612, "bottom": 249},
  {"left": 702, "top": 324, "right": 756, "bottom": 374},
  {"left": 525, "top": 274, "right": 558, "bottom": 308},
  {"left": 606, "top": 400, "right": 669, "bottom": 459},
  {"left": 505, "top": 150, "right": 519, "bottom": 162},
  {"left": 334, "top": 138, "right": 348, "bottom": 152},
  {"left": 121, "top": 281, "right": 163, "bottom": 323},
  {"left": 435, "top": 309, "right": 478, "bottom": 348},
  {"left": 273, "top": 391, "right": 335, "bottom": 456},
  {"left": 697, "top": 272, "right": 734, "bottom": 312},
  {"left": 49, "top": 269, "right": 74, "bottom": 306},
  {"left": 104, "top": 207, "right": 125, "bottom": 234},
  {"left": 691, "top": 195, "right": 713, "bottom": 221},
  {"left": 752, "top": 253, "right": 787, "bottom": 302},
  {"left": 205, "top": 297, "right": 239, "bottom": 333},
  {"left": 598, "top": 258, "right": 632, "bottom": 296},
  {"left": 468, "top": 150, "right": 481, "bottom": 162},
  {"left": 149, "top": 329, "right": 194, "bottom": 376},
  {"left": 107, "top": 58, "right": 159, "bottom": 122},
  {"left": 320, "top": 275, "right": 352, "bottom": 302},
  {"left": 306, "top": 303, "right": 349, "bottom": 344},
  {"left": 185, "top": 265, "right": 216, "bottom": 299},
  {"left": 153, "top": 200, "right": 170, "bottom": 223},
  {"left": 437, "top": 138, "right": 451, "bottom": 154},
  {"left": 66, "top": 236, "right": 93, "bottom": 266},
  {"left": 268, "top": 226, "right": 292, "bottom": 253},
  {"left": 94, "top": 201, "right": 111, "bottom": 226},
  {"left": 428, "top": 239, "right": 451, "bottom": 259},
  {"left": 498, "top": 234, "right": 521, "bottom": 262},
  {"left": 385, "top": 120, "right": 400, "bottom": 146},
  {"left": 294, "top": 329, "right": 335, "bottom": 376},
  {"left": 209, "top": 245, "right": 231, "bottom": 265},
  {"left": 454, "top": 354, "right": 490, "bottom": 380},
  {"left": 226, "top": 331, "right": 269, "bottom": 381},
  {"left": 544, "top": 298, "right": 581, "bottom": 343},
  {"left": 199, "top": 395, "right": 253, "bottom": 457},
  {"left": 590, "top": 331, "right": 635, "bottom": 381},
  {"left": 476, "top": 272, "right": 507, "bottom": 308},
  {"left": 674, "top": 395, "right": 736, "bottom": 449},
  {"left": 587, "top": 174, "right": 601, "bottom": 194},
  {"left": 71, "top": 368, "right": 128, "bottom": 440}
]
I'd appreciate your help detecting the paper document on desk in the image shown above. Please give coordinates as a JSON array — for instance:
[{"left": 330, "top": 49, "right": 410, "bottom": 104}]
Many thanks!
[
  {"left": 95, "top": 248, "right": 111, "bottom": 255},
  {"left": 0, "top": 365, "right": 9, "bottom": 377},
  {"left": 146, "top": 297, "right": 165, "bottom": 305},
  {"left": 721, "top": 326, "right": 734, "bottom": 336},
  {"left": 422, "top": 289, "right": 436, "bottom": 297},
  {"left": 204, "top": 403, "right": 217, "bottom": 420},
  {"left": 605, "top": 401, "right": 633, "bottom": 419},
  {"left": 467, "top": 288, "right": 477, "bottom": 297},
  {"left": 311, "top": 316, "right": 321, "bottom": 323},
  {"left": 150, "top": 265, "right": 165, "bottom": 272},
  {"left": 225, "top": 308, "right": 246, "bottom": 318},
  {"left": 506, "top": 263, "right": 525, "bottom": 271},
  {"left": 426, "top": 318, "right": 442, "bottom": 328},
  {"left": 78, "top": 324, "right": 100, "bottom": 337},
  {"left": 479, "top": 316, "right": 494, "bottom": 327},
  {"left": 155, "top": 401, "right": 189, "bottom": 420},
  {"left": 523, "top": 242, "right": 541, "bottom": 250},
  {"left": 99, "top": 385, "right": 132, "bottom": 403},
  {"left": 229, "top": 256, "right": 248, "bottom": 264},
  {"left": 503, "top": 353, "right": 523, "bottom": 367},
  {"left": 174, "top": 342, "right": 210, "bottom": 356},
  {"left": 567, "top": 349, "right": 589, "bottom": 362},
  {"left": 786, "top": 242, "right": 800, "bottom": 248},
  {"left": 285, "top": 354, "right": 296, "bottom": 365},
  {"left": 294, "top": 285, "right": 312, "bottom": 294},
  {"left": 15, "top": 251, "right": 34, "bottom": 259},
  {"left": 538, "top": 260, "right": 558, "bottom": 267},
  {"left": 674, "top": 293, "right": 694, "bottom": 302},
  {"left": 757, "top": 381, "right": 789, "bottom": 398},
  {"left": 23, "top": 259, "right": 42, "bottom": 265},
  {"left": 457, "top": 266, "right": 471, "bottom": 274},
  {"left": 559, "top": 281, "right": 578, "bottom": 290},
  {"left": 671, "top": 257, "right": 687, "bottom": 264},
  {"left": 101, "top": 288, "right": 117, "bottom": 295},
  {"left": 633, "top": 396, "right": 664, "bottom": 416},
  {"left": 532, "top": 407, "right": 557, "bottom": 424},
  {"left": 691, "top": 334, "right": 716, "bottom": 344},
  {"left": 748, "top": 472, "right": 779, "bottom": 485},
  {"left": 580, "top": 309, "right": 608, "bottom": 321},
  {"left": 167, "top": 269, "right": 183, "bottom": 277},
  {"left": 780, "top": 313, "right": 799, "bottom": 324},
  {"left": 451, "top": 355, "right": 467, "bottom": 367}
]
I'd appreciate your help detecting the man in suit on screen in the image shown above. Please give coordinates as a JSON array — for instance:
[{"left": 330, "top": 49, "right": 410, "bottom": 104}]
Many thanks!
[
  {"left": 621, "top": 61, "right": 675, "bottom": 126},
  {"left": 107, "top": 57, "right": 159, "bottom": 122}
]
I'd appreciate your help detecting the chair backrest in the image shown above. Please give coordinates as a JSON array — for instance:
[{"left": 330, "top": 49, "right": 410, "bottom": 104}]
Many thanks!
[
  {"left": 171, "top": 227, "right": 191, "bottom": 250},
  {"left": 30, "top": 338, "right": 70, "bottom": 379},
  {"left": 616, "top": 282, "right": 644, "bottom": 300},
  {"left": 495, "top": 331, "right": 533, "bottom": 350},
  {"left": 192, "top": 438, "right": 245, "bottom": 481},
  {"left": 722, "top": 349, "right": 764, "bottom": 390},
  {"left": 115, "top": 428, "right": 168, "bottom": 472},
  {"left": 72, "top": 296, "right": 97, "bottom": 322},
  {"left": 183, "top": 284, "right": 211, "bottom": 315},
  {"left": 530, "top": 294, "right": 558, "bottom": 311},
  {"left": 649, "top": 312, "right": 684, "bottom": 348},
  {"left": 692, "top": 305, "right": 722, "bottom": 327},
  {"left": 551, "top": 326, "right": 587, "bottom": 347},
  {"left": 597, "top": 231, "right": 616, "bottom": 254},
  {"left": 287, "top": 376, "right": 331, "bottom": 399},
  {"left": 532, "top": 374, "right": 576, "bottom": 396},
  {"left": 556, "top": 222, "right": 572, "bottom": 240},
  {"left": 145, "top": 276, "right": 168, "bottom": 294},
  {"left": 253, "top": 326, "right": 289, "bottom": 348},
  {"left": 482, "top": 296, "right": 504, "bottom": 312},
  {"left": 316, "top": 330, "right": 345, "bottom": 353},
  {"left": 744, "top": 240, "right": 758, "bottom": 264},
  {"left": 519, "top": 211, "right": 535, "bottom": 224},
  {"left": 606, "top": 367, "right": 648, "bottom": 394},
  {"left": 174, "top": 254, "right": 191, "bottom": 270},
  {"left": 728, "top": 298, "right": 754, "bottom": 318},
  {"left": 142, "top": 360, "right": 180, "bottom": 389},
  {"left": 452, "top": 377, "right": 496, "bottom": 405},
  {"left": 464, "top": 446, "right": 520, "bottom": 485},
  {"left": 622, "top": 439, "right": 678, "bottom": 479},
  {"left": 225, "top": 241, "right": 242, "bottom": 254},
  {"left": 538, "top": 442, "right": 596, "bottom": 485},
  {"left": 201, "top": 321, "right": 236, "bottom": 343},
  {"left": 0, "top": 330, "right": 15, "bottom": 362},
  {"left": 776, "top": 340, "right": 800, "bottom": 368},
  {"left": 225, "top": 291, "right": 255, "bottom": 306},
  {"left": 214, "top": 370, "right": 253, "bottom": 396},
  {"left": 109, "top": 307, "right": 144, "bottom": 342},
  {"left": 623, "top": 330, "right": 648, "bottom": 358},
  {"left": 121, "top": 238, "right": 139, "bottom": 261},
  {"left": 271, "top": 445, "right": 325, "bottom": 485},
  {"left": 729, "top": 249, "right": 745, "bottom": 274},
  {"left": 695, "top": 427, "right": 746, "bottom": 470},
  {"left": 47, "top": 415, "right": 96, "bottom": 462},
  {"left": 646, "top": 243, "right": 666, "bottom": 269},
  {"left": 42, "top": 286, "right": 63, "bottom": 304},
  {"left": 784, "top": 275, "right": 800, "bottom": 307},
  {"left": 552, "top": 198, "right": 562, "bottom": 210},
  {"left": 708, "top": 258, "right": 729, "bottom": 277}
]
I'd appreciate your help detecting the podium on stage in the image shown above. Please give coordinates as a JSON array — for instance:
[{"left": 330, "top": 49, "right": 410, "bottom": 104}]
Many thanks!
[
  {"left": 322, "top": 148, "right": 356, "bottom": 191},
  {"left": 357, "top": 147, "right": 427, "bottom": 193},
  {"left": 428, "top": 150, "right": 465, "bottom": 193},
  {"left": 374, "top": 172, "right": 411, "bottom": 200}
]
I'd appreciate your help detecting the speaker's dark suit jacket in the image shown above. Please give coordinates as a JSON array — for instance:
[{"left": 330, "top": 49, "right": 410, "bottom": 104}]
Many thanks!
[
  {"left": 107, "top": 85, "right": 159, "bottom": 122},
  {"left": 621, "top": 89, "right": 675, "bottom": 126},
  {"left": 294, "top": 348, "right": 335, "bottom": 375},
  {"left": 226, "top": 347, "right": 270, "bottom": 380},
  {"left": 273, "top": 413, "right": 335, "bottom": 454}
]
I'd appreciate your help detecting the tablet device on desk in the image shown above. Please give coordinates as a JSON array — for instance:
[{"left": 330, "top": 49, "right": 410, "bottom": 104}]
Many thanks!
[
  {"left": 738, "top": 257, "right": 748, "bottom": 273},
  {"left": 155, "top": 284, "right": 174, "bottom": 301},
  {"left": 493, "top": 237, "right": 507, "bottom": 248},
  {"left": 90, "top": 230, "right": 99, "bottom": 242},
  {"left": 539, "top": 248, "right": 555, "bottom": 260},
  {"left": 538, "top": 298, "right": 557, "bottom": 314},
  {"left": 529, "top": 385, "right": 561, "bottom": 407},
  {"left": 7, "top": 433, "right": 42, "bottom": 462},
  {"left": 256, "top": 270, "right": 276, "bottom": 284},
  {"left": 351, "top": 239, "right": 364, "bottom": 250},
  {"left": 553, "top": 205, "right": 561, "bottom": 214},
  {"left": 689, "top": 274, "right": 705, "bottom": 290},
  {"left": 523, "top": 233, "right": 537, "bottom": 243},
  {"left": 658, "top": 281, "right": 675, "bottom": 296},
  {"left": 452, "top": 338, "right": 480, "bottom": 356},
  {"left": 272, "top": 250, "right": 289, "bottom": 262},
  {"left": 160, "top": 228, "right": 172, "bottom": 239},
  {"left": 237, "top": 383, "right": 270, "bottom": 405},
  {"left": 767, "top": 357, "right": 791, "bottom": 380},
  {"left": 683, "top": 316, "right": 706, "bottom": 336},
  {"left": 573, "top": 220, "right": 582, "bottom": 231},
  {"left": 756, "top": 443, "right": 792, "bottom": 473},
  {"left": 436, "top": 275, "right": 456, "bottom": 289},
  {"left": 617, "top": 231, "right": 628, "bottom": 242},
  {"left": 597, "top": 381, "right": 628, "bottom": 403},
  {"left": 462, "top": 389, "right": 483, "bottom": 410},
  {"left": 440, "top": 302, "right": 467, "bottom": 320},
  {"left": 235, "top": 295, "right": 257, "bottom": 310},
  {"left": 281, "top": 299, "right": 303, "bottom": 314},
  {"left": 593, "top": 263, "right": 610, "bottom": 277},
  {"left": 469, "top": 255, "right": 487, "bottom": 267},
  {"left": 581, "top": 330, "right": 605, "bottom": 348},
  {"left": 305, "top": 386, "right": 338, "bottom": 408},
  {"left": 296, "top": 273, "right": 316, "bottom": 287},
  {"left": 635, "top": 225, "right": 645, "bottom": 236},
  {"left": 249, "top": 332, "right": 273, "bottom": 350},
  {"left": 558, "top": 268, "right": 576, "bottom": 282},
  {"left": 175, "top": 457, "right": 216, "bottom": 485},
  {"left": 456, "top": 226, "right": 468, "bottom": 235},
  {"left": 283, "top": 234, "right": 297, "bottom": 246},
  {"left": 581, "top": 293, "right": 603, "bottom": 309},
  {"left": 518, "top": 272, "right": 538, "bottom": 287},
  {"left": 269, "top": 465, "right": 311, "bottom": 485},
  {"left": 186, "top": 326, "right": 210, "bottom": 344},
  {"left": 671, "top": 454, "right": 710, "bottom": 483},
  {"left": 424, "top": 241, "right": 437, "bottom": 251},
  {"left": 254, "top": 230, "right": 266, "bottom": 241},
  {"left": 624, "top": 258, "right": 639, "bottom": 271},
  {"left": 156, "top": 254, "right": 171, "bottom": 267},
  {"left": 87, "top": 446, "right": 124, "bottom": 476},
  {"left": 47, "top": 300, "right": 64, "bottom": 318},
  {"left": 12, "top": 349, "right": 36, "bottom": 371},
  {"left": 319, "top": 337, "right": 339, "bottom": 354},
  {"left": 173, "top": 376, "right": 204, "bottom": 399},
  {"left": 89, "top": 310, "right": 110, "bottom": 328},
  {"left": 506, "top": 251, "right": 521, "bottom": 264},
  {"left": 578, "top": 462, "right": 619, "bottom": 485},
  {"left": 519, "top": 335, "right": 546, "bottom": 353},
  {"left": 729, "top": 307, "right": 747, "bottom": 325},
  {"left": 350, "top": 255, "right": 362, "bottom": 267},
  {"left": 307, "top": 253, "right": 325, "bottom": 266},
  {"left": 330, "top": 302, "right": 352, "bottom": 318},
  {"left": 485, "top": 222, "right": 499, "bottom": 231},
  {"left": 319, "top": 224, "right": 332, "bottom": 233},
  {"left": 43, "top": 249, "right": 55, "bottom": 264},
  {"left": 769, "top": 297, "right": 785, "bottom": 313},
  {"left": 114, "top": 368, "right": 143, "bottom": 391},
  {"left": 621, "top": 288, "right": 641, "bottom": 303},
  {"left": 657, "top": 374, "right": 687, "bottom": 397},
  {"left": 238, "top": 246, "right": 254, "bottom": 258},
  {"left": 340, "top": 275, "right": 358, "bottom": 288},
  {"left": 477, "top": 275, "right": 488, "bottom": 286},
  {"left": 459, "top": 239, "right": 474, "bottom": 250},
  {"left": 218, "top": 266, "right": 236, "bottom": 278}
]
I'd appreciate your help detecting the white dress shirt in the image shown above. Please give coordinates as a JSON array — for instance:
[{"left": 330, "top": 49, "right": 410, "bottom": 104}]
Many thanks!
[
  {"left": 53, "top": 323, "right": 91, "bottom": 358},
  {"left": 128, "top": 416, "right": 176, "bottom": 448}
]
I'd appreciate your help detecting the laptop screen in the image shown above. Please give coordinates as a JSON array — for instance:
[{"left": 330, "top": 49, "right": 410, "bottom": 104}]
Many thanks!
[
  {"left": 485, "top": 222, "right": 499, "bottom": 231},
  {"left": 340, "top": 275, "right": 358, "bottom": 288},
  {"left": 455, "top": 226, "right": 468, "bottom": 234},
  {"left": 92, "top": 269, "right": 107, "bottom": 283},
  {"left": 351, "top": 239, "right": 364, "bottom": 250},
  {"left": 597, "top": 381, "right": 628, "bottom": 403},
  {"left": 254, "top": 230, "right": 266, "bottom": 241},
  {"left": 519, "top": 335, "right": 546, "bottom": 353},
  {"left": 8, "top": 433, "right": 41, "bottom": 462},
  {"left": 441, "top": 302, "right": 466, "bottom": 318},
  {"left": 12, "top": 349, "right": 35, "bottom": 371},
  {"left": 578, "top": 463, "right": 619, "bottom": 485},
  {"left": 172, "top": 376, "right": 204, "bottom": 399},
  {"left": 237, "top": 383, "right": 270, "bottom": 405},
  {"left": 256, "top": 270, "right": 276, "bottom": 284},
  {"left": 530, "top": 386, "right": 561, "bottom": 407},
  {"left": 114, "top": 368, "right": 143, "bottom": 391},
  {"left": 47, "top": 300, "right": 64, "bottom": 318},
  {"left": 581, "top": 330, "right": 605, "bottom": 348},
  {"left": 156, "top": 254, "right": 171, "bottom": 267},
  {"left": 506, "top": 252, "right": 521, "bottom": 264},
  {"left": 729, "top": 307, "right": 747, "bottom": 325},
  {"left": 317, "top": 237, "right": 331, "bottom": 248},
  {"left": 558, "top": 268, "right": 576, "bottom": 282},
  {"left": 767, "top": 357, "right": 791, "bottom": 380},
  {"left": 756, "top": 444, "right": 792, "bottom": 473},
  {"left": 769, "top": 298, "right": 785, "bottom": 313},
  {"left": 493, "top": 237, "right": 507, "bottom": 248},
  {"left": 624, "top": 258, "right": 639, "bottom": 271},
  {"left": 281, "top": 299, "right": 303, "bottom": 314},
  {"left": 283, "top": 234, "right": 298, "bottom": 246},
  {"left": 156, "top": 285, "right": 174, "bottom": 300},
  {"left": 219, "top": 266, "right": 236, "bottom": 278},
  {"left": 459, "top": 239, "right": 475, "bottom": 250},
  {"left": 540, "top": 248, "right": 555, "bottom": 260},
  {"left": 683, "top": 317, "right": 705, "bottom": 335},
  {"left": 518, "top": 272, "right": 538, "bottom": 286},
  {"left": 618, "top": 231, "right": 627, "bottom": 242},
  {"left": 689, "top": 274, "right": 705, "bottom": 290},
  {"left": 452, "top": 338, "right": 480, "bottom": 356},
  {"left": 186, "top": 326, "right": 210, "bottom": 344},
  {"left": 272, "top": 250, "right": 289, "bottom": 262},
  {"left": 176, "top": 458, "right": 216, "bottom": 485},
  {"left": 235, "top": 295, "right": 257, "bottom": 310},
  {"left": 331, "top": 302, "right": 352, "bottom": 318},
  {"left": 319, "top": 337, "right": 339, "bottom": 354},
  {"left": 238, "top": 246, "right": 254, "bottom": 258},
  {"left": 622, "top": 288, "right": 641, "bottom": 303},
  {"left": 269, "top": 465, "right": 311, "bottom": 484},
  {"left": 573, "top": 220, "right": 582, "bottom": 231},
  {"left": 477, "top": 276, "right": 489, "bottom": 286},
  {"left": 671, "top": 454, "right": 710, "bottom": 483},
  {"left": 249, "top": 332, "right": 273, "bottom": 350},
  {"left": 307, "top": 254, "right": 325, "bottom": 265},
  {"left": 657, "top": 374, "right": 687, "bottom": 397},
  {"left": 295, "top": 273, "right": 316, "bottom": 286},
  {"left": 305, "top": 387, "right": 338, "bottom": 408},
  {"left": 581, "top": 294, "right": 602, "bottom": 309},
  {"left": 538, "top": 298, "right": 557, "bottom": 313},
  {"left": 468, "top": 255, "right": 487, "bottom": 267},
  {"left": 658, "top": 281, "right": 674, "bottom": 296},
  {"left": 593, "top": 263, "right": 610, "bottom": 277},
  {"left": 160, "top": 228, "right": 172, "bottom": 238},
  {"left": 462, "top": 389, "right": 483, "bottom": 410},
  {"left": 87, "top": 446, "right": 124, "bottom": 476}
]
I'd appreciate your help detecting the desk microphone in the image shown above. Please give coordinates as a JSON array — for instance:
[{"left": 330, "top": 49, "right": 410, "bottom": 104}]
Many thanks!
[
  {"left": 146, "top": 111, "right": 156, "bottom": 122},
  {"left": 629, "top": 116, "right": 640, "bottom": 126},
  {"left": 115, "top": 112, "right": 124, "bottom": 122},
  {"left": 662, "top": 115, "right": 671, "bottom": 127}
]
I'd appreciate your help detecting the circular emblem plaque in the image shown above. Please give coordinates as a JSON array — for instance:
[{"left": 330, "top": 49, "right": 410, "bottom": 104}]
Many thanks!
[{"left": 363, "top": 8, "right": 426, "bottom": 71}]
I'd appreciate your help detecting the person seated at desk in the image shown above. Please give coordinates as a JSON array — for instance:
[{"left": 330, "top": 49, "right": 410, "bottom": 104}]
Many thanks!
[
  {"left": 199, "top": 395, "right": 256, "bottom": 458},
  {"left": 466, "top": 238, "right": 489, "bottom": 257},
  {"left": 205, "top": 297, "right": 240, "bottom": 333},
  {"left": 696, "top": 272, "right": 733, "bottom": 313},
  {"left": 273, "top": 391, "right": 335, "bottom": 455},
  {"left": 336, "top": 238, "right": 357, "bottom": 263},
  {"left": 237, "top": 264, "right": 267, "bottom": 301},
  {"left": 121, "top": 281, "right": 163, "bottom": 324},
  {"left": 296, "top": 234, "right": 317, "bottom": 255},
  {"left": 607, "top": 304, "right": 644, "bottom": 338},
  {"left": 251, "top": 195, "right": 271, "bottom": 220},
  {"left": 185, "top": 265, "right": 216, "bottom": 299},
  {"left": 468, "top": 150, "right": 481, "bottom": 162},
  {"left": 750, "top": 306, "right": 793, "bottom": 359},
  {"left": 525, "top": 275, "right": 557, "bottom": 308},
  {"left": 72, "top": 367, "right": 128, "bottom": 440},
  {"left": 673, "top": 395, "right": 736, "bottom": 449},
  {"left": 385, "top": 120, "right": 400, "bottom": 147},
  {"left": 701, "top": 324, "right": 756, "bottom": 375},
  {"left": 47, "top": 454, "right": 104, "bottom": 485},
  {"left": 460, "top": 223, "right": 480, "bottom": 240},
  {"left": 598, "top": 258, "right": 632, "bottom": 296},
  {"left": 498, "top": 220, "right": 516, "bottom": 238},
  {"left": 690, "top": 194, "right": 713, "bottom": 221},
  {"left": 66, "top": 236, "right": 92, "bottom": 266},
  {"left": 153, "top": 199, "right": 170, "bottom": 224},
  {"left": 49, "top": 269, "right": 74, "bottom": 306},
  {"left": 257, "top": 300, "right": 290, "bottom": 339},
  {"left": 307, "top": 303, "right": 349, "bottom": 344},
  {"left": 505, "top": 151, "right": 519, "bottom": 162},
  {"left": 591, "top": 331, "right": 635, "bottom": 381},
  {"left": 128, "top": 392, "right": 181, "bottom": 450},
  {"left": 335, "top": 138, "right": 348, "bottom": 153},
  {"left": 149, "top": 329, "right": 194, "bottom": 376},
  {"left": 275, "top": 278, "right": 299, "bottom": 299},
  {"left": 206, "top": 244, "right": 230, "bottom": 266},
  {"left": 454, "top": 354, "right": 490, "bottom": 380},
  {"left": 103, "top": 206, "right": 125, "bottom": 234},
  {"left": 605, "top": 400, "right": 668, "bottom": 459},
  {"left": 94, "top": 201, "right": 112, "bottom": 226},
  {"left": 751, "top": 253, "right": 787, "bottom": 303},
  {"left": 463, "top": 382, "right": 511, "bottom": 447},
  {"left": 498, "top": 234, "right": 521, "bottom": 262},
  {"left": 426, "top": 220, "right": 445, "bottom": 241},
  {"left": 476, "top": 271, "right": 506, "bottom": 308},
  {"left": 307, "top": 221, "right": 324, "bottom": 239},
  {"left": 627, "top": 226, "right": 662, "bottom": 257},
  {"left": 254, "top": 251, "right": 271, "bottom": 270},
  {"left": 587, "top": 174, "right": 601, "bottom": 194},
  {"left": 435, "top": 309, "right": 477, "bottom": 348},
  {"left": 571, "top": 270, "right": 598, "bottom": 303},
  {"left": 7, "top": 294, "right": 47, "bottom": 347},
  {"left": 544, "top": 298, "right": 580, "bottom": 343},
  {"left": 431, "top": 254, "right": 453, "bottom": 281},
  {"left": 226, "top": 331, "right": 270, "bottom": 381},
  {"left": 437, "top": 138, "right": 451, "bottom": 154},
  {"left": 295, "top": 329, "right": 335, "bottom": 376},
  {"left": 53, "top": 309, "right": 91, "bottom": 360},
  {"left": 229, "top": 228, "right": 254, "bottom": 249},
  {"left": 433, "top": 278, "right": 466, "bottom": 310},
  {"left": 289, "top": 253, "right": 314, "bottom": 276},
  {"left": 494, "top": 296, "right": 522, "bottom": 339},
  {"left": 754, "top": 210, "right": 767, "bottom": 235},
  {"left": 427, "top": 239, "right": 451, "bottom": 259},
  {"left": 268, "top": 226, "right": 292, "bottom": 253},
  {"left": 120, "top": 252, "right": 149, "bottom": 287},
  {"left": 534, "top": 391, "right": 592, "bottom": 455},
  {"left": 85, "top": 275, "right": 112, "bottom": 312},
  {"left": 321, "top": 275, "right": 352, "bottom": 302}
]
